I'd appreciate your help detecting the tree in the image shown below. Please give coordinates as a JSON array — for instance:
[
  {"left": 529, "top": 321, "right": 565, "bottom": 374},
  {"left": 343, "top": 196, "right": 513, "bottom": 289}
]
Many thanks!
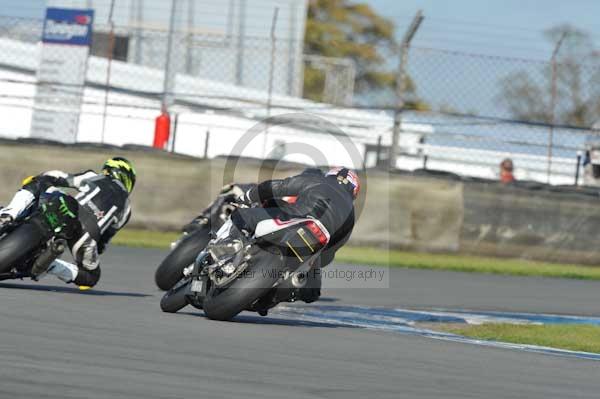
[
  {"left": 303, "top": 0, "right": 423, "bottom": 108},
  {"left": 498, "top": 24, "right": 600, "bottom": 128}
]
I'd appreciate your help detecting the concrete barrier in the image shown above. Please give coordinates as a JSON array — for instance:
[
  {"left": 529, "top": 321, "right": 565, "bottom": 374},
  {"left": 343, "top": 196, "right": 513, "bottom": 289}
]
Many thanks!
[
  {"left": 2, "top": 141, "right": 599, "bottom": 264},
  {"left": 461, "top": 181, "right": 600, "bottom": 264},
  {"left": 0, "top": 141, "right": 464, "bottom": 250}
]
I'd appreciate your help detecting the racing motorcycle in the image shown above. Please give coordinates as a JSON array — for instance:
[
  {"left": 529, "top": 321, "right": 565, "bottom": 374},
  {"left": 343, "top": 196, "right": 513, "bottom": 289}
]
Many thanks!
[
  {"left": 0, "top": 192, "right": 79, "bottom": 283},
  {"left": 160, "top": 206, "right": 330, "bottom": 321},
  {"left": 154, "top": 183, "right": 255, "bottom": 291}
]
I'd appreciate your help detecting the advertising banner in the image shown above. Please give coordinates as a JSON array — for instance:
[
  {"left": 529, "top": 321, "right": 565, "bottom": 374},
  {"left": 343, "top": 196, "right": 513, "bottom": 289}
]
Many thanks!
[{"left": 30, "top": 8, "right": 94, "bottom": 143}]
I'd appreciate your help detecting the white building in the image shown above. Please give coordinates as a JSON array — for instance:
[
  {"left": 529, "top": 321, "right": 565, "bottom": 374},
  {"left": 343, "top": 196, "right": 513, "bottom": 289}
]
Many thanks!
[{"left": 46, "top": 0, "right": 308, "bottom": 96}]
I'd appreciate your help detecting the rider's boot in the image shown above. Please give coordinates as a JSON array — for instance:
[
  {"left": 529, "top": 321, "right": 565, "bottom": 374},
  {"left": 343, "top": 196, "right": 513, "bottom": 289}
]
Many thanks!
[
  {"left": 251, "top": 289, "right": 277, "bottom": 316},
  {"left": 39, "top": 259, "right": 79, "bottom": 283},
  {"left": 298, "top": 268, "right": 322, "bottom": 303}
]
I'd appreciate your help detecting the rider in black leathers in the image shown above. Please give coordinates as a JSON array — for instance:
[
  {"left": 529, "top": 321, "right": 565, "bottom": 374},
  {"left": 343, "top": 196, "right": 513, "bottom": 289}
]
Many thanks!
[{"left": 234, "top": 167, "right": 359, "bottom": 304}]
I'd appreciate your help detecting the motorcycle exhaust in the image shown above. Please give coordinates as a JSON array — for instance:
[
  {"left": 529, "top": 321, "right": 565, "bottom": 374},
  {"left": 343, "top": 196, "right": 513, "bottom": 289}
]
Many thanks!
[{"left": 291, "top": 271, "right": 308, "bottom": 288}]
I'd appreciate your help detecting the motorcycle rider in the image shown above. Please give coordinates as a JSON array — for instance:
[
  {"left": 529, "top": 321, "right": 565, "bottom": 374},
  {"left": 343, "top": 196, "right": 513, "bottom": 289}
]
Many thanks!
[
  {"left": 181, "top": 168, "right": 324, "bottom": 234},
  {"left": 234, "top": 167, "right": 359, "bottom": 307},
  {"left": 0, "top": 157, "right": 135, "bottom": 287},
  {"left": 181, "top": 182, "right": 256, "bottom": 234}
]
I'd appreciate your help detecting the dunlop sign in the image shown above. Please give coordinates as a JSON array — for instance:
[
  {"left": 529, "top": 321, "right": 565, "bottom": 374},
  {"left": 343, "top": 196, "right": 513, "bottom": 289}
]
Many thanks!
[{"left": 30, "top": 8, "right": 94, "bottom": 143}]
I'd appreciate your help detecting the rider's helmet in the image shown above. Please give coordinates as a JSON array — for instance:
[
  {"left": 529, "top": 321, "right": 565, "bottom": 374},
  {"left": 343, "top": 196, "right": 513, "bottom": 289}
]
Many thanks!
[
  {"left": 326, "top": 167, "right": 360, "bottom": 200},
  {"left": 102, "top": 157, "right": 136, "bottom": 193}
]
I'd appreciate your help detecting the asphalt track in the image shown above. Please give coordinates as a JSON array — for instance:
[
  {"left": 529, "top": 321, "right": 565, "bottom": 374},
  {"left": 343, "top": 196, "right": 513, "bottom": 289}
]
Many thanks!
[{"left": 1, "top": 246, "right": 599, "bottom": 399}]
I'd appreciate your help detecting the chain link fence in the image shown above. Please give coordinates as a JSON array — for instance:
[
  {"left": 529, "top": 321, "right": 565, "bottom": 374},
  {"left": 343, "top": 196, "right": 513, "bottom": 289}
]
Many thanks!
[
  {"left": 1, "top": 13, "right": 599, "bottom": 185},
  {"left": 395, "top": 46, "right": 600, "bottom": 185}
]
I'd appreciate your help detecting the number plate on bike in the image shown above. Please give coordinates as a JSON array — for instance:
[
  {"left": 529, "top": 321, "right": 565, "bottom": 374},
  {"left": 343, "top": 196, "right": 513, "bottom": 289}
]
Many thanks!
[{"left": 191, "top": 279, "right": 203, "bottom": 293}]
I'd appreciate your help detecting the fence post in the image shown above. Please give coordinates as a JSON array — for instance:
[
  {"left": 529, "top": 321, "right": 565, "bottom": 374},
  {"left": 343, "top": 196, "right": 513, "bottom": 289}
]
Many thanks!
[
  {"left": 375, "top": 135, "right": 382, "bottom": 167},
  {"left": 390, "top": 10, "right": 423, "bottom": 170},
  {"left": 575, "top": 151, "right": 582, "bottom": 186},
  {"left": 100, "top": 0, "right": 116, "bottom": 144},
  {"left": 185, "top": 0, "right": 195, "bottom": 74},
  {"left": 162, "top": 0, "right": 178, "bottom": 110},
  {"left": 286, "top": 3, "right": 295, "bottom": 96},
  {"left": 170, "top": 112, "right": 179, "bottom": 153},
  {"left": 204, "top": 129, "right": 210, "bottom": 159},
  {"left": 134, "top": 0, "right": 144, "bottom": 64},
  {"left": 546, "top": 31, "right": 567, "bottom": 184},
  {"left": 263, "top": 7, "right": 279, "bottom": 159},
  {"left": 235, "top": 0, "right": 246, "bottom": 86}
]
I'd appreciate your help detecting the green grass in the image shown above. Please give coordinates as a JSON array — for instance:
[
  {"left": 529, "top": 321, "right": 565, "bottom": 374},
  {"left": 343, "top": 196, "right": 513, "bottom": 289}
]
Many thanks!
[
  {"left": 112, "top": 228, "right": 180, "bottom": 249},
  {"left": 335, "top": 247, "right": 600, "bottom": 280},
  {"left": 113, "top": 228, "right": 600, "bottom": 280},
  {"left": 437, "top": 324, "right": 600, "bottom": 354}
]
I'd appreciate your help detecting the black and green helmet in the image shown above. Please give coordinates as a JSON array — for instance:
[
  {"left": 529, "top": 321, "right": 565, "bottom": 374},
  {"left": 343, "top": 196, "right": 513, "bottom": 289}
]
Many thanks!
[{"left": 102, "top": 157, "right": 136, "bottom": 193}]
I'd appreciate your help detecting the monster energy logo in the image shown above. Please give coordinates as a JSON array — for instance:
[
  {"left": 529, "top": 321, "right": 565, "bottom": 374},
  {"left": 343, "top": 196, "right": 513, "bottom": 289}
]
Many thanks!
[
  {"left": 42, "top": 204, "right": 59, "bottom": 229},
  {"left": 42, "top": 203, "right": 61, "bottom": 232},
  {"left": 42, "top": 196, "right": 76, "bottom": 233},
  {"left": 59, "top": 196, "right": 76, "bottom": 218}
]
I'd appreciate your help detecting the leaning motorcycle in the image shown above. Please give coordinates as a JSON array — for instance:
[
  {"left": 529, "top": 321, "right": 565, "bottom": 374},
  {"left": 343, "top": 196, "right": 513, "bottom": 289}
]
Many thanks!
[
  {"left": 154, "top": 183, "right": 254, "bottom": 291},
  {"left": 0, "top": 192, "right": 79, "bottom": 283},
  {"left": 160, "top": 207, "right": 330, "bottom": 321}
]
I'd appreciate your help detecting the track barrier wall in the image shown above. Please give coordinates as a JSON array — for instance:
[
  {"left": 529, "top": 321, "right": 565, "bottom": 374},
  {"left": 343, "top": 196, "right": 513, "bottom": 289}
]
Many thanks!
[{"left": 1, "top": 141, "right": 599, "bottom": 264}]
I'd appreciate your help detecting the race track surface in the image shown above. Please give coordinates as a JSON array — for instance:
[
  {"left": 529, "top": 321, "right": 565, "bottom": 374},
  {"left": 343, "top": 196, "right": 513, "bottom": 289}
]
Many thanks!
[{"left": 1, "top": 246, "right": 599, "bottom": 399}]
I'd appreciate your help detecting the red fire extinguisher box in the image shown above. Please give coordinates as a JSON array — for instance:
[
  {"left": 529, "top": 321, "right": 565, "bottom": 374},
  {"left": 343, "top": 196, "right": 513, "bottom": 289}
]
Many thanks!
[{"left": 153, "top": 111, "right": 171, "bottom": 150}]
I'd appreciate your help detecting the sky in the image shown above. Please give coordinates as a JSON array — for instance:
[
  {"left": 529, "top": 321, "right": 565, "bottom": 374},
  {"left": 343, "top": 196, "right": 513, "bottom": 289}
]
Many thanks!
[{"left": 368, "top": 0, "right": 600, "bottom": 59}]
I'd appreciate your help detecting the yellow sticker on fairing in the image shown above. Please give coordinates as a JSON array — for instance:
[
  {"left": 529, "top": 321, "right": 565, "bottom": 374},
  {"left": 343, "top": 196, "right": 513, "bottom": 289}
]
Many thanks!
[{"left": 21, "top": 175, "right": 35, "bottom": 186}]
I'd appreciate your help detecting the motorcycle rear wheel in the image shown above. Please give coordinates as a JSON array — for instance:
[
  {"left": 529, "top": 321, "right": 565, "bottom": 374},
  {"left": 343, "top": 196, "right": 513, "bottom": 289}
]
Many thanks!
[{"left": 202, "top": 247, "right": 285, "bottom": 321}]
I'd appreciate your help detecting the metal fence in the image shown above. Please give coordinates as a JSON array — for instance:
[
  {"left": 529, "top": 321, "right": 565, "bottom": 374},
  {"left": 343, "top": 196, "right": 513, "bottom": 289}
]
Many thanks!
[
  {"left": 0, "top": 12, "right": 599, "bottom": 185},
  {"left": 395, "top": 45, "right": 600, "bottom": 185}
]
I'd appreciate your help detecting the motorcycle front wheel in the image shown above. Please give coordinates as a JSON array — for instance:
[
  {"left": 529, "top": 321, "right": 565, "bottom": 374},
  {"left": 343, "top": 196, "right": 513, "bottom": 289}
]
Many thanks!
[
  {"left": 160, "top": 277, "right": 191, "bottom": 313},
  {"left": 0, "top": 220, "right": 47, "bottom": 274},
  {"left": 155, "top": 226, "right": 211, "bottom": 291}
]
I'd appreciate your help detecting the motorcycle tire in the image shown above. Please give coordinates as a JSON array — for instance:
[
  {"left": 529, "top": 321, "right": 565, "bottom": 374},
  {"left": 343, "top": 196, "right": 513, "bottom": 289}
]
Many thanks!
[
  {"left": 202, "top": 247, "right": 285, "bottom": 321},
  {"left": 155, "top": 226, "right": 211, "bottom": 291},
  {"left": 0, "top": 220, "right": 47, "bottom": 274},
  {"left": 160, "top": 278, "right": 191, "bottom": 313}
]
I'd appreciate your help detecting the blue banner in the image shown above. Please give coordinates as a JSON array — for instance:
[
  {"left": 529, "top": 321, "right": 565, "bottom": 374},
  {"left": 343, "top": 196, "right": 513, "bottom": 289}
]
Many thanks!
[{"left": 42, "top": 8, "right": 94, "bottom": 46}]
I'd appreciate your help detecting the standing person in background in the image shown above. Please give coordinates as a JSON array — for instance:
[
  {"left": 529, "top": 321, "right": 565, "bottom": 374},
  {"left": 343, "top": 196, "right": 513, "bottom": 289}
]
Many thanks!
[{"left": 500, "top": 158, "right": 515, "bottom": 183}]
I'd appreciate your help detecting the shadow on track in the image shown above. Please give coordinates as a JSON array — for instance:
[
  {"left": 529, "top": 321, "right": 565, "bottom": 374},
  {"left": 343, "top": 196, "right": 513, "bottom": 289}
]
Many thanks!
[
  {"left": 315, "top": 297, "right": 339, "bottom": 303},
  {"left": 176, "top": 310, "right": 355, "bottom": 329},
  {"left": 231, "top": 314, "right": 355, "bottom": 329},
  {"left": 0, "top": 282, "right": 150, "bottom": 297}
]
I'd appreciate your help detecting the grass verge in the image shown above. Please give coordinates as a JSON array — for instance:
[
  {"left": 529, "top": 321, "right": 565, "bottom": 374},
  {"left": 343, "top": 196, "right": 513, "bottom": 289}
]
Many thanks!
[
  {"left": 113, "top": 228, "right": 180, "bottom": 249},
  {"left": 113, "top": 228, "right": 600, "bottom": 280},
  {"left": 335, "top": 246, "right": 600, "bottom": 280},
  {"left": 436, "top": 323, "right": 600, "bottom": 354}
]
